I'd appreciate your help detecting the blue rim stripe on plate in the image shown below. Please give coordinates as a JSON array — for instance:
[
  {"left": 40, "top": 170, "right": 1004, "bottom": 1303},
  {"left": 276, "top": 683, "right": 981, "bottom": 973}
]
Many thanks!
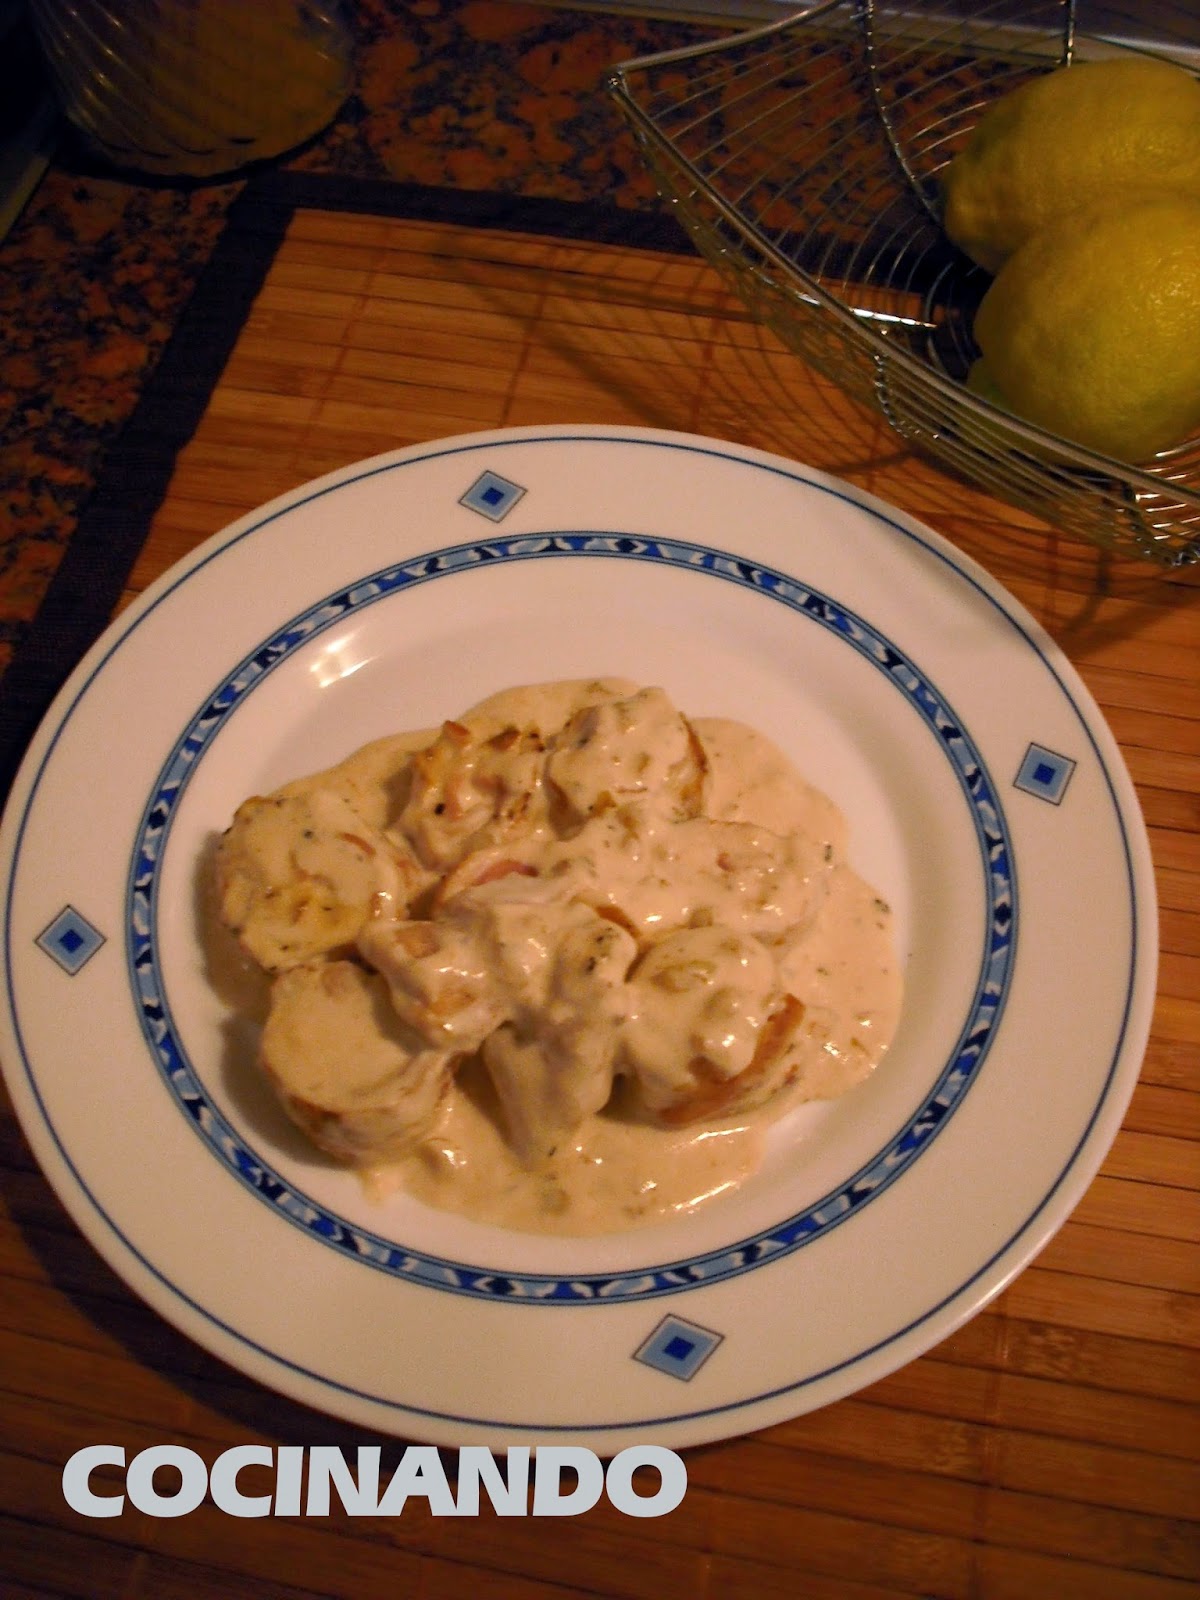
[
  {"left": 1, "top": 432, "right": 1148, "bottom": 1435},
  {"left": 127, "top": 528, "right": 1016, "bottom": 1304}
]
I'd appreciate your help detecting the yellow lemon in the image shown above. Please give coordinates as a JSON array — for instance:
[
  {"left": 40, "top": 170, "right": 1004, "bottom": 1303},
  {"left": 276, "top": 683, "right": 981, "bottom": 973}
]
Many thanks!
[
  {"left": 942, "top": 58, "right": 1200, "bottom": 272},
  {"left": 971, "top": 192, "right": 1200, "bottom": 462}
]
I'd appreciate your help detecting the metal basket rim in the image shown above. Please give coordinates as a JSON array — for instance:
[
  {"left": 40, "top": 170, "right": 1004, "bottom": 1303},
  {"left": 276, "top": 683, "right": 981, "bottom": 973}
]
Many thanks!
[{"left": 607, "top": 3, "right": 1200, "bottom": 561}]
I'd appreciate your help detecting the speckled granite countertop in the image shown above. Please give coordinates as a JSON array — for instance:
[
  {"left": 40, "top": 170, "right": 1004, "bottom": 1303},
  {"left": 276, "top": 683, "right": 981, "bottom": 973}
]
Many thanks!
[{"left": 0, "top": 0, "right": 714, "bottom": 676}]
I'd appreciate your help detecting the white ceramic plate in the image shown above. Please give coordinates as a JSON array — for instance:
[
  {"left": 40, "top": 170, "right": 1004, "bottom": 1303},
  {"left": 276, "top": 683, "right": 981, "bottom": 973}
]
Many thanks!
[{"left": 0, "top": 426, "right": 1156, "bottom": 1451}]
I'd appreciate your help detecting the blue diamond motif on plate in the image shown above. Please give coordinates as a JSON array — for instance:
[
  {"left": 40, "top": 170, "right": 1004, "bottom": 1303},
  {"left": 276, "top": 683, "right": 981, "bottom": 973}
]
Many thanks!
[
  {"left": 36, "top": 906, "right": 105, "bottom": 975},
  {"left": 459, "top": 469, "right": 526, "bottom": 522},
  {"left": 633, "top": 1314, "right": 723, "bottom": 1381},
  {"left": 1014, "top": 742, "right": 1076, "bottom": 805}
]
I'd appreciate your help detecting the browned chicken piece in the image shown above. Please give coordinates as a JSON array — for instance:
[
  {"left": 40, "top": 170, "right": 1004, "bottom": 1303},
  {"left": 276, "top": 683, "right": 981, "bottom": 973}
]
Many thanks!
[
  {"left": 356, "top": 914, "right": 505, "bottom": 1050},
  {"left": 544, "top": 686, "right": 708, "bottom": 831},
  {"left": 260, "top": 959, "right": 455, "bottom": 1163},
  {"left": 396, "top": 683, "right": 707, "bottom": 873},
  {"left": 480, "top": 907, "right": 638, "bottom": 1162},
  {"left": 215, "top": 786, "right": 428, "bottom": 973},
  {"left": 396, "top": 719, "right": 551, "bottom": 871},
  {"left": 620, "top": 926, "right": 801, "bottom": 1124}
]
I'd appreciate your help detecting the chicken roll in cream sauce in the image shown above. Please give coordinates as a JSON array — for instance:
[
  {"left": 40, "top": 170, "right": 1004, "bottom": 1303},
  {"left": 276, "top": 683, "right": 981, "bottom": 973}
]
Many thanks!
[{"left": 214, "top": 679, "right": 903, "bottom": 1234}]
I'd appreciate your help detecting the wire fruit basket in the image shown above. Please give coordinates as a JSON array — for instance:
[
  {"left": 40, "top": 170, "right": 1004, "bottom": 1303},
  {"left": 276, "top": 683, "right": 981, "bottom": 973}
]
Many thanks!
[{"left": 608, "top": 1, "right": 1200, "bottom": 567}]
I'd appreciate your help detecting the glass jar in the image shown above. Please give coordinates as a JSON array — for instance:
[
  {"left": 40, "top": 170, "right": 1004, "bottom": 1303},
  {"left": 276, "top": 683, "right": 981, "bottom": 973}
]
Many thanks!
[{"left": 30, "top": 0, "right": 353, "bottom": 178}]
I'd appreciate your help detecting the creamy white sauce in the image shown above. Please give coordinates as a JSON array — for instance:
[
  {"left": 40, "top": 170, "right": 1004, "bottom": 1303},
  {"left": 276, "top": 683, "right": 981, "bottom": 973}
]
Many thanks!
[
  {"left": 364, "top": 713, "right": 902, "bottom": 1235},
  {"left": 216, "top": 681, "right": 904, "bottom": 1237},
  {"left": 365, "top": 1065, "right": 767, "bottom": 1234}
]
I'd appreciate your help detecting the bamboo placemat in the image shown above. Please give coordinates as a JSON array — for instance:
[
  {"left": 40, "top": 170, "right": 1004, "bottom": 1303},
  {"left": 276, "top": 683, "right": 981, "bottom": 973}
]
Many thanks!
[{"left": 2, "top": 174, "right": 1197, "bottom": 1599}]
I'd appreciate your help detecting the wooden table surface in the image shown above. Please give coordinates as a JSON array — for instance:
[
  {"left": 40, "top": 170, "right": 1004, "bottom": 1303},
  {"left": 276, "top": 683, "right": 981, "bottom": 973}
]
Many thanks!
[{"left": 2, "top": 198, "right": 1198, "bottom": 1599}]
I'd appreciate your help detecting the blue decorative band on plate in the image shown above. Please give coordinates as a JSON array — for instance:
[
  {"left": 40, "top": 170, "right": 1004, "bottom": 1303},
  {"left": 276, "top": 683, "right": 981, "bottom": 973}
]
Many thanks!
[
  {"left": 127, "top": 526, "right": 1017, "bottom": 1306},
  {"left": 459, "top": 470, "right": 526, "bottom": 521},
  {"left": 634, "top": 1314, "right": 724, "bottom": 1380},
  {"left": 1014, "top": 742, "right": 1076, "bottom": 805},
  {"left": 37, "top": 906, "right": 105, "bottom": 975}
]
